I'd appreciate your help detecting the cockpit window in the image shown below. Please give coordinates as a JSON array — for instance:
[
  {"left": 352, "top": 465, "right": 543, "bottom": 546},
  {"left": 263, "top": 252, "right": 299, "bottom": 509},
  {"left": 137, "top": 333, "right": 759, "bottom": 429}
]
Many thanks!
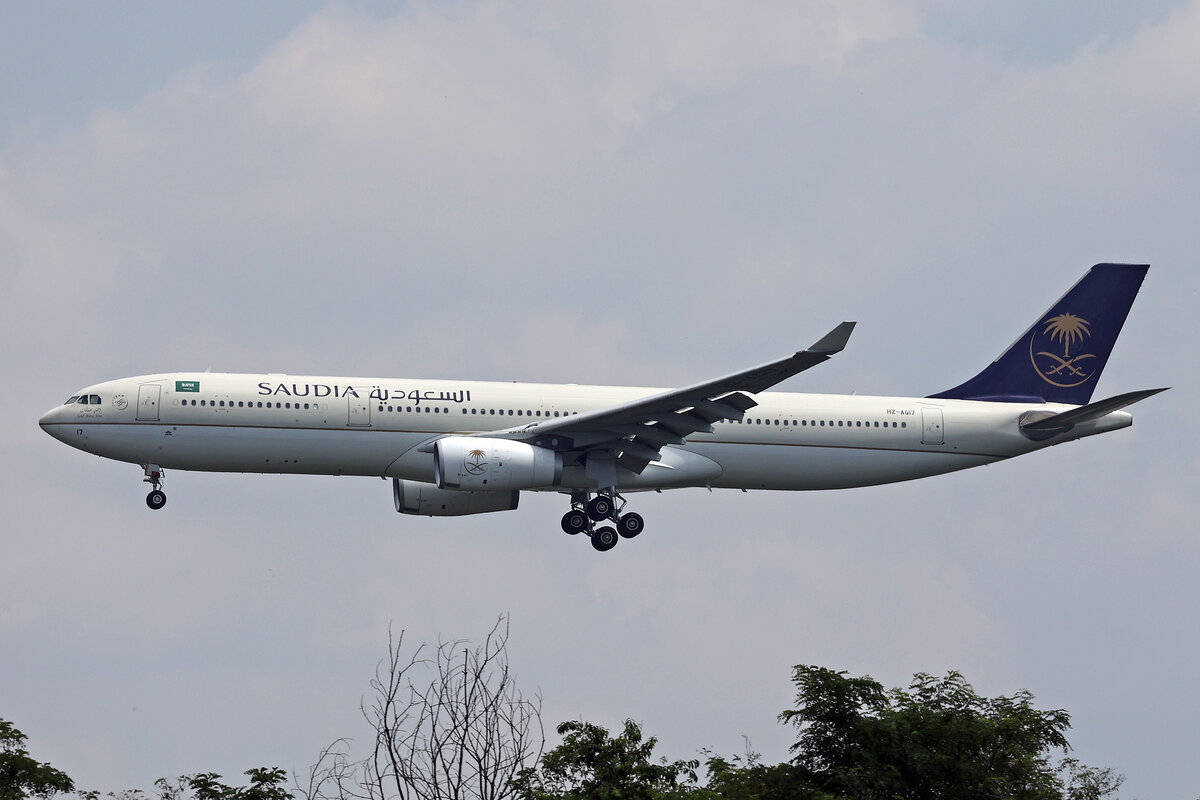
[
  {"left": 65, "top": 396, "right": 79, "bottom": 405},
  {"left": 90, "top": 394, "right": 101, "bottom": 404},
  {"left": 77, "top": 395, "right": 89, "bottom": 405}
]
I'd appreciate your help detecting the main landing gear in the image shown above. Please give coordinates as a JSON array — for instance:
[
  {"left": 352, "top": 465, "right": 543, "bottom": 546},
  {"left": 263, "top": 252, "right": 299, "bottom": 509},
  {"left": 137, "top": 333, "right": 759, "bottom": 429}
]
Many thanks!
[
  {"left": 560, "top": 490, "right": 644, "bottom": 552},
  {"left": 143, "top": 464, "right": 167, "bottom": 510}
]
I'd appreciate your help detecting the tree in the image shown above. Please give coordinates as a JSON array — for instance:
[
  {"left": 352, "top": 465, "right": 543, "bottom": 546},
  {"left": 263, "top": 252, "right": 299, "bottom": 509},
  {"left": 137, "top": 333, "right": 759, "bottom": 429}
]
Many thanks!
[
  {"left": 302, "top": 615, "right": 543, "bottom": 800},
  {"left": 0, "top": 719, "right": 74, "bottom": 800},
  {"left": 778, "top": 666, "right": 1122, "bottom": 800},
  {"left": 511, "top": 719, "right": 699, "bottom": 800},
  {"left": 173, "top": 769, "right": 294, "bottom": 800},
  {"left": 701, "top": 743, "right": 826, "bottom": 800},
  {"left": 78, "top": 768, "right": 294, "bottom": 800}
]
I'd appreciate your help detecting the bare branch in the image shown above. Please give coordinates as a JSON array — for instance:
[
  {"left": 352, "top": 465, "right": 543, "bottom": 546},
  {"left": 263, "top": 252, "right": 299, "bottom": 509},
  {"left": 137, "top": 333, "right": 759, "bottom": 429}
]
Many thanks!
[{"left": 302, "top": 616, "right": 543, "bottom": 800}]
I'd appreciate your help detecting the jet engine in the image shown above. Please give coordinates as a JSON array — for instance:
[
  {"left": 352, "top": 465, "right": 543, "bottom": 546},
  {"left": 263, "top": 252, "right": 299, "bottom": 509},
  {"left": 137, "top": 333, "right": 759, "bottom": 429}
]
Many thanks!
[
  {"left": 432, "top": 436, "right": 562, "bottom": 491},
  {"left": 393, "top": 479, "right": 519, "bottom": 516}
]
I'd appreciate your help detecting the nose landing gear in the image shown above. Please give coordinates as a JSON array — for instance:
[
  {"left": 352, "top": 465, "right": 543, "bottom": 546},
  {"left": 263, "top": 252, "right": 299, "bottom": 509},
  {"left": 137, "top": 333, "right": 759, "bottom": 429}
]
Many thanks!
[
  {"left": 143, "top": 464, "right": 166, "bottom": 510},
  {"left": 561, "top": 490, "right": 644, "bottom": 552}
]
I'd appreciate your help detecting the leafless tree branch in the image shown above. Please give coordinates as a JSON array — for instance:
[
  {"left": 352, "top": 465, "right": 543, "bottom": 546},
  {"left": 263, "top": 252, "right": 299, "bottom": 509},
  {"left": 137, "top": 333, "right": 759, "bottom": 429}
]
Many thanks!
[{"left": 299, "top": 616, "right": 543, "bottom": 800}]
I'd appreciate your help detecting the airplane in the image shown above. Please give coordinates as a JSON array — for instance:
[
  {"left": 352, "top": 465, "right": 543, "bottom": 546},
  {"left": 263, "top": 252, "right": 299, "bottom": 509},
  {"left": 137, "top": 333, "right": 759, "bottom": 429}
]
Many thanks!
[{"left": 40, "top": 263, "right": 1165, "bottom": 552}]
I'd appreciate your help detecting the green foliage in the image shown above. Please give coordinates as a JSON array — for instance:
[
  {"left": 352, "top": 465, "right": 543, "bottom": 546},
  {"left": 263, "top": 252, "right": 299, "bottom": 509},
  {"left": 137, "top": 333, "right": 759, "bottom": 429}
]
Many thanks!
[
  {"left": 81, "top": 769, "right": 293, "bottom": 800},
  {"left": 511, "top": 720, "right": 698, "bottom": 800},
  {"left": 177, "top": 769, "right": 293, "bottom": 800},
  {"left": 511, "top": 666, "right": 1123, "bottom": 800},
  {"left": 701, "top": 749, "right": 830, "bottom": 800},
  {"left": 0, "top": 719, "right": 75, "bottom": 800},
  {"left": 779, "top": 666, "right": 1098, "bottom": 800},
  {"left": 1059, "top": 758, "right": 1125, "bottom": 800}
]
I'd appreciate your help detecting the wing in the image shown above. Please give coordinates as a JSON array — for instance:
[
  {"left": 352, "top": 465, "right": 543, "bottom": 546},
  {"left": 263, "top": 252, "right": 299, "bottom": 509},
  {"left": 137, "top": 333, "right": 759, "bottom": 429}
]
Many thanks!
[{"left": 473, "top": 322, "right": 855, "bottom": 476}]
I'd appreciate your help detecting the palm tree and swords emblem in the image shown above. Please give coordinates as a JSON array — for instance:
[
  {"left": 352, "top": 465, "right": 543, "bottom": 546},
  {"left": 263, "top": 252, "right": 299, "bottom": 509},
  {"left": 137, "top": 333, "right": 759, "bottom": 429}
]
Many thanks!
[
  {"left": 464, "top": 447, "right": 489, "bottom": 475},
  {"left": 1030, "top": 312, "right": 1097, "bottom": 387}
]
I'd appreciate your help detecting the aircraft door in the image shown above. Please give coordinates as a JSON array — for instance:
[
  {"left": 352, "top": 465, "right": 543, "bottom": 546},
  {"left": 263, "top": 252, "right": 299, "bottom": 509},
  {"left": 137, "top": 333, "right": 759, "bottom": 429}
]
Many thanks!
[
  {"left": 136, "top": 383, "right": 161, "bottom": 421},
  {"left": 921, "top": 407, "right": 944, "bottom": 445},
  {"left": 348, "top": 395, "right": 371, "bottom": 427}
]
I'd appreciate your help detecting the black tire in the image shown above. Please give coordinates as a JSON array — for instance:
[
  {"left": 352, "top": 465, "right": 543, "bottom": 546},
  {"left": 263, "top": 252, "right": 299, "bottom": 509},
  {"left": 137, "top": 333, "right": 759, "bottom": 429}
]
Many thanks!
[
  {"left": 146, "top": 490, "right": 167, "bottom": 510},
  {"left": 587, "top": 495, "right": 613, "bottom": 521},
  {"left": 617, "top": 512, "right": 644, "bottom": 538},
  {"left": 561, "top": 510, "right": 588, "bottom": 535},
  {"left": 591, "top": 526, "right": 618, "bottom": 552}
]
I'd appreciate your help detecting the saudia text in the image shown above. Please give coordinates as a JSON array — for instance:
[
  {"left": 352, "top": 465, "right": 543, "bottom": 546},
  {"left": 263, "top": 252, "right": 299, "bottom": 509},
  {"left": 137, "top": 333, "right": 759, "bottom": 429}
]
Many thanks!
[{"left": 257, "top": 382, "right": 470, "bottom": 405}]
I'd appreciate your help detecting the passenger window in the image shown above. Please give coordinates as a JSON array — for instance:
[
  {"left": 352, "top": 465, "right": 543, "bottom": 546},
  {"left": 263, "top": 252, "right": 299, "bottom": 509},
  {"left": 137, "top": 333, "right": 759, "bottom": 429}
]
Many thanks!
[{"left": 517, "top": 410, "right": 523, "bottom": 416}]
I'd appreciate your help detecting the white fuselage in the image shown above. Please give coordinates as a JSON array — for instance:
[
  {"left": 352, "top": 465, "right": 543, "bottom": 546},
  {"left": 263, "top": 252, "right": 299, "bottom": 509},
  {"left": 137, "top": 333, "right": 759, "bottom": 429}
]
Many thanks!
[{"left": 38, "top": 372, "right": 1131, "bottom": 492}]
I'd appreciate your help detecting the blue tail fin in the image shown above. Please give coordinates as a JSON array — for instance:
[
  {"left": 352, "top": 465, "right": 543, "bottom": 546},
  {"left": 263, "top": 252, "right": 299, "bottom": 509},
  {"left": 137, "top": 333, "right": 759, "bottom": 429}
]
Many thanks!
[{"left": 929, "top": 263, "right": 1149, "bottom": 404}]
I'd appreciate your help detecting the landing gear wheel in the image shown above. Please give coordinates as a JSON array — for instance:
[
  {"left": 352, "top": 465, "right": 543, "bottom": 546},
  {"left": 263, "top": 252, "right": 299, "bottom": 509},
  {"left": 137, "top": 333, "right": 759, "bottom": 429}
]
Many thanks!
[
  {"left": 617, "top": 512, "right": 644, "bottom": 538},
  {"left": 146, "top": 490, "right": 167, "bottom": 510},
  {"left": 561, "top": 510, "right": 589, "bottom": 535},
  {"left": 591, "top": 526, "right": 618, "bottom": 552},
  {"left": 587, "top": 495, "right": 614, "bottom": 521}
]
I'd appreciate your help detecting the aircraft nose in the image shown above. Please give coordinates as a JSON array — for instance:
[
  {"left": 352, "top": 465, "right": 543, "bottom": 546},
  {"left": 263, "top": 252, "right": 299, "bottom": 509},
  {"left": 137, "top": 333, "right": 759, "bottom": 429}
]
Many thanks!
[{"left": 39, "top": 407, "right": 67, "bottom": 441}]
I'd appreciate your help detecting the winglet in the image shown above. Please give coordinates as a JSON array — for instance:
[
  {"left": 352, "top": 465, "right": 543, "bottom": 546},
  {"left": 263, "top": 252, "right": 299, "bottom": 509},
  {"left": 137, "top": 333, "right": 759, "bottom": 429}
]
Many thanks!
[{"left": 808, "top": 321, "right": 856, "bottom": 355}]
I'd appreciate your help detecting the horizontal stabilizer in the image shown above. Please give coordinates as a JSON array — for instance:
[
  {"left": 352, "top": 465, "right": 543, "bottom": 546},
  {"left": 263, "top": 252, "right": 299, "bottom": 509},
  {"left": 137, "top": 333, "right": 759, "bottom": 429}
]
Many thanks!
[{"left": 1020, "top": 387, "right": 1169, "bottom": 432}]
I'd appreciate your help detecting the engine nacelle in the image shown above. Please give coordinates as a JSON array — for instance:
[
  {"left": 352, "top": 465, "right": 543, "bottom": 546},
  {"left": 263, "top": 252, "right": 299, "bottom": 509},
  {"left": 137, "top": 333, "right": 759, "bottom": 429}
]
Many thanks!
[
  {"left": 393, "top": 479, "right": 519, "bottom": 517},
  {"left": 433, "top": 436, "right": 563, "bottom": 491}
]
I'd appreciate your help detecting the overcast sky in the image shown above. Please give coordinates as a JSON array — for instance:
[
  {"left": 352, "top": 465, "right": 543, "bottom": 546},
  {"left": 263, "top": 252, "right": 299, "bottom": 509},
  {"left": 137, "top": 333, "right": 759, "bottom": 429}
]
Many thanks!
[{"left": 2, "top": 2, "right": 1198, "bottom": 798}]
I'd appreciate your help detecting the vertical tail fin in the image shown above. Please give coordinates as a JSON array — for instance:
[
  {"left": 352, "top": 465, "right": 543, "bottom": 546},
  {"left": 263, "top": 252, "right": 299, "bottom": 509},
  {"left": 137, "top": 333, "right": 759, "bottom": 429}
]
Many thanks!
[{"left": 929, "top": 263, "right": 1149, "bottom": 404}]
